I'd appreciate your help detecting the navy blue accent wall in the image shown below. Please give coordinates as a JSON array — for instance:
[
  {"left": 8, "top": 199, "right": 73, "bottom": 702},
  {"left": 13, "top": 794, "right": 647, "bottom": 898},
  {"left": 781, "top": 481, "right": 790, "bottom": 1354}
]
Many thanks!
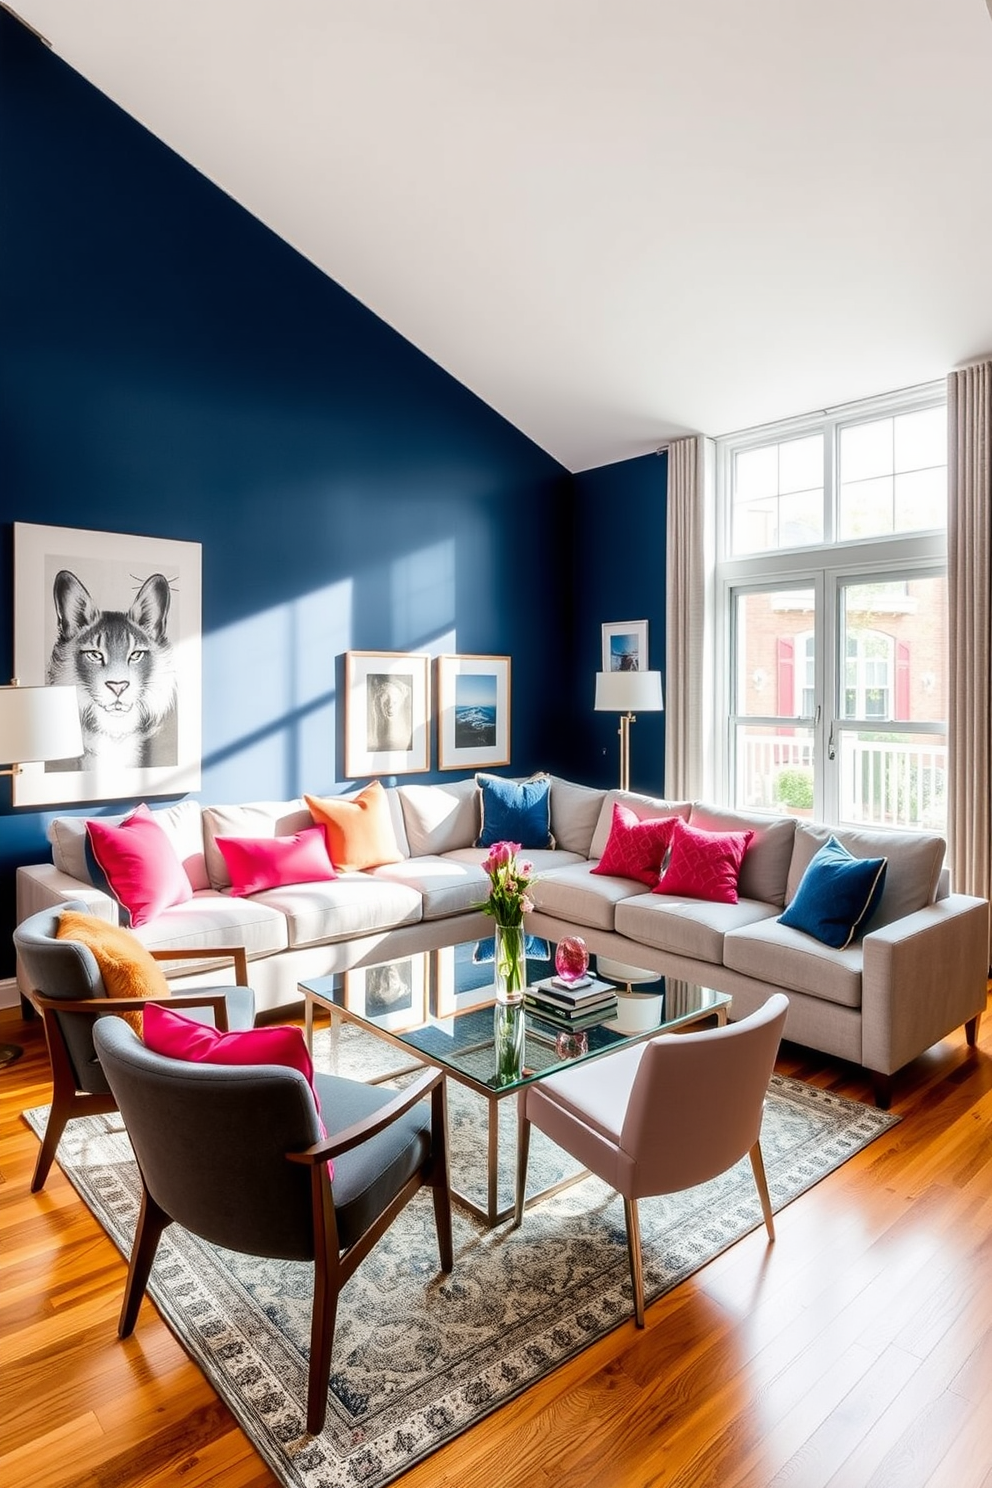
[
  {"left": 0, "top": 13, "right": 667, "bottom": 977},
  {"left": 567, "top": 453, "right": 669, "bottom": 793}
]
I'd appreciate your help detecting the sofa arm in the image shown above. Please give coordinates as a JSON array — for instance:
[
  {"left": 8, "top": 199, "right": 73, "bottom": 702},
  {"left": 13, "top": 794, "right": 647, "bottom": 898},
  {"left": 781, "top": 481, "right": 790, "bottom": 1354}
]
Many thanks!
[
  {"left": 861, "top": 894, "right": 989, "bottom": 1077},
  {"left": 16, "top": 863, "right": 117, "bottom": 922}
]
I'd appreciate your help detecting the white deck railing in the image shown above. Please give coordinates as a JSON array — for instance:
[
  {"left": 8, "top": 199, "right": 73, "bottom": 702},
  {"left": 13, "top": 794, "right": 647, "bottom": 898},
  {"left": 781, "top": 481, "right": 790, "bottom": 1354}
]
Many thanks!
[{"left": 739, "top": 734, "right": 947, "bottom": 831}]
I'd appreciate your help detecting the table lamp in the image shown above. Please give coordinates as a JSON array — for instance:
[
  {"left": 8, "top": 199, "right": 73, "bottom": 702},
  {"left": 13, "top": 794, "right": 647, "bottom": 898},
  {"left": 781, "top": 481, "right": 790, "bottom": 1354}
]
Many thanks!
[
  {"left": 594, "top": 670, "right": 663, "bottom": 792},
  {"left": 0, "top": 680, "right": 83, "bottom": 1068}
]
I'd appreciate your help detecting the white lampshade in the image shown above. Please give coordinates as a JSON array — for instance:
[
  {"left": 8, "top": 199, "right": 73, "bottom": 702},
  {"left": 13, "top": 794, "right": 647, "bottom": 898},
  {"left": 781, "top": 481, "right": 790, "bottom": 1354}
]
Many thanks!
[
  {"left": 594, "top": 670, "right": 664, "bottom": 713},
  {"left": 0, "top": 684, "right": 83, "bottom": 767}
]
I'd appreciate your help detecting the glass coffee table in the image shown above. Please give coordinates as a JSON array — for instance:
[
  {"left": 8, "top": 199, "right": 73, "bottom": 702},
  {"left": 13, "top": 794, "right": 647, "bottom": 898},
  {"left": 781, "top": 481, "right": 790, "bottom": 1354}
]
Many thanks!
[{"left": 300, "top": 937, "right": 730, "bottom": 1227}]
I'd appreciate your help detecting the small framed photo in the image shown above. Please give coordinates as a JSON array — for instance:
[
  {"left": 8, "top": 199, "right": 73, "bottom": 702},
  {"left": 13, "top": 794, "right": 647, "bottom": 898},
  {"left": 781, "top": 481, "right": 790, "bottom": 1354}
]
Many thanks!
[
  {"left": 436, "top": 654, "right": 510, "bottom": 771},
  {"left": 344, "top": 651, "right": 430, "bottom": 777},
  {"left": 345, "top": 954, "right": 428, "bottom": 1034},
  {"left": 602, "top": 620, "right": 649, "bottom": 673},
  {"left": 433, "top": 942, "right": 497, "bottom": 1018}
]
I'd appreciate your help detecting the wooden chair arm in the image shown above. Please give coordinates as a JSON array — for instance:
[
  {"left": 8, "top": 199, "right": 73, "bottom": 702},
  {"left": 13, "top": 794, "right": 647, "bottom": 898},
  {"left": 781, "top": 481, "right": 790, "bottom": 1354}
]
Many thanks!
[
  {"left": 30, "top": 989, "right": 234, "bottom": 1030},
  {"left": 287, "top": 1067, "right": 445, "bottom": 1167},
  {"left": 149, "top": 946, "right": 249, "bottom": 985}
]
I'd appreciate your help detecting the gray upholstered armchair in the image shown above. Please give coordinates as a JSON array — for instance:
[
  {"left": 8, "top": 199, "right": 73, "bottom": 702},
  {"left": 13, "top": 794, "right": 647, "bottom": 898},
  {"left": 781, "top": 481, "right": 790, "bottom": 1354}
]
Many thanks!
[
  {"left": 92, "top": 1015, "right": 453, "bottom": 1436},
  {"left": 13, "top": 900, "right": 256, "bottom": 1192}
]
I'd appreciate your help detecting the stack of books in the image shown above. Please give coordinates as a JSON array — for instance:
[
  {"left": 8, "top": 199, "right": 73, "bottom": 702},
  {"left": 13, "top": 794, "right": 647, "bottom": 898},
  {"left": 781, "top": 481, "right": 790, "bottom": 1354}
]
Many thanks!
[{"left": 525, "top": 974, "right": 618, "bottom": 1030}]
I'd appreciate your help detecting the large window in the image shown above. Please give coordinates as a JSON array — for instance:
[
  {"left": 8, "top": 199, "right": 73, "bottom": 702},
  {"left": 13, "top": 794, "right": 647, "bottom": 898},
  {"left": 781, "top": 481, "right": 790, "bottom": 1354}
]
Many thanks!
[{"left": 718, "top": 385, "right": 947, "bottom": 832}]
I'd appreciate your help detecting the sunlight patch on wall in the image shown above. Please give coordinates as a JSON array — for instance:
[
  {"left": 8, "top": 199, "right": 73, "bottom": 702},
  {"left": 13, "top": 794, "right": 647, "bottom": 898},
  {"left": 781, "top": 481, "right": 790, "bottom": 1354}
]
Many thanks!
[
  {"left": 391, "top": 540, "right": 455, "bottom": 650},
  {"left": 206, "top": 578, "right": 352, "bottom": 799}
]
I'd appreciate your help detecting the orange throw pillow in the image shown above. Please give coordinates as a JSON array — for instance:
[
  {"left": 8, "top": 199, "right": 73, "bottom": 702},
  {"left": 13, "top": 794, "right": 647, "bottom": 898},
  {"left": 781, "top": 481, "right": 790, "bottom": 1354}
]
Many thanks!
[
  {"left": 57, "top": 909, "right": 170, "bottom": 1032},
  {"left": 304, "top": 781, "right": 403, "bottom": 872}
]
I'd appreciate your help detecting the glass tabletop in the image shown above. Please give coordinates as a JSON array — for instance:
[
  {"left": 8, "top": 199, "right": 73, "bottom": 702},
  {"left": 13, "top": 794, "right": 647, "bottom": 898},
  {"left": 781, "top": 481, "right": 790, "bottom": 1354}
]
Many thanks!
[{"left": 300, "top": 934, "right": 731, "bottom": 1096}]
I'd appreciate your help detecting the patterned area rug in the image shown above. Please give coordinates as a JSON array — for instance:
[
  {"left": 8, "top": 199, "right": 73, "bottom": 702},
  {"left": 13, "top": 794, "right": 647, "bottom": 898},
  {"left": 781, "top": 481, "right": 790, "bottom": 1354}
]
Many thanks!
[{"left": 24, "top": 1026, "right": 899, "bottom": 1488}]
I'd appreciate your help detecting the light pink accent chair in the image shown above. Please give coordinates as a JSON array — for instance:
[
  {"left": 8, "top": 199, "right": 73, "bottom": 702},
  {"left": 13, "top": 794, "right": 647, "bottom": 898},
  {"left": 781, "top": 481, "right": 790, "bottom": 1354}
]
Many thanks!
[{"left": 513, "top": 993, "right": 790, "bottom": 1326}]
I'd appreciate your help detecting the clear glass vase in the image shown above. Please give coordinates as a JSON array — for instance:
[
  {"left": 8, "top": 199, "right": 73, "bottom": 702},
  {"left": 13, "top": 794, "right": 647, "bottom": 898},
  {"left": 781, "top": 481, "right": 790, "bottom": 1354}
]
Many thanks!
[
  {"left": 493, "top": 920, "right": 526, "bottom": 1004},
  {"left": 493, "top": 997, "right": 525, "bottom": 1085}
]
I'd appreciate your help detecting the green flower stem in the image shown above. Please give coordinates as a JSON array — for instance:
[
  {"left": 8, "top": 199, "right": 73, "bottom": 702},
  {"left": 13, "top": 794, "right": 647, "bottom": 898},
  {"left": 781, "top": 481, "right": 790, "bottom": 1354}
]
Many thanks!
[
  {"left": 494, "top": 921, "right": 526, "bottom": 1001},
  {"left": 493, "top": 999, "right": 524, "bottom": 1085}
]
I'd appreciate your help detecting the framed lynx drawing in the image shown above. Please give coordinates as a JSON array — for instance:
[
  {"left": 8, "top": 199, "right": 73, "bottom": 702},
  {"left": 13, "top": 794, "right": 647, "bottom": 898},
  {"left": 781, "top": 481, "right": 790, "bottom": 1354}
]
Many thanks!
[{"left": 12, "top": 522, "right": 202, "bottom": 806}]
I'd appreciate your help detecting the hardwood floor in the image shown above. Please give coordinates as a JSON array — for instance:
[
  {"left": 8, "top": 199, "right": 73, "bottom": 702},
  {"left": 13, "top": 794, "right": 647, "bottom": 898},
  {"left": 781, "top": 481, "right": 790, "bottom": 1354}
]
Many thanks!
[{"left": 3, "top": 1000, "right": 992, "bottom": 1488}]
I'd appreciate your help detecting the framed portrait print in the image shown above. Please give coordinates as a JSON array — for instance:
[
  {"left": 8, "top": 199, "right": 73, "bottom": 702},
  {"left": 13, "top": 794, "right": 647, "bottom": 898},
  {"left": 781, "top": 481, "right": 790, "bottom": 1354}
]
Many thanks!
[
  {"left": 344, "top": 954, "right": 428, "bottom": 1034},
  {"left": 436, "top": 654, "right": 510, "bottom": 771},
  {"left": 601, "top": 620, "right": 649, "bottom": 674},
  {"left": 344, "top": 651, "right": 430, "bottom": 777},
  {"left": 12, "top": 522, "right": 202, "bottom": 806}
]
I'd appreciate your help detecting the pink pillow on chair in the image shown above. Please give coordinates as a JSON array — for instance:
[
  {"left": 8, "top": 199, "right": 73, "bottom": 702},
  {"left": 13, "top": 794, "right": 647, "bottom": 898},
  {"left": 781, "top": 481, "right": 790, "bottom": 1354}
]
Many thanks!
[
  {"left": 654, "top": 817, "right": 754, "bottom": 904},
  {"left": 86, "top": 803, "right": 193, "bottom": 927},
  {"left": 142, "top": 1003, "right": 327, "bottom": 1146},
  {"left": 215, "top": 826, "right": 337, "bottom": 897},
  {"left": 590, "top": 803, "right": 681, "bottom": 887}
]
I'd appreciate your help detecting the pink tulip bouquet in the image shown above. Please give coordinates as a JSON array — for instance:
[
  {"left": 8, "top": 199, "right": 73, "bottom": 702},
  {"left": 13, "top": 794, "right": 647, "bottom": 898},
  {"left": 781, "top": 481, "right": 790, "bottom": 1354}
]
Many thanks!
[{"left": 478, "top": 841, "right": 535, "bottom": 1002}]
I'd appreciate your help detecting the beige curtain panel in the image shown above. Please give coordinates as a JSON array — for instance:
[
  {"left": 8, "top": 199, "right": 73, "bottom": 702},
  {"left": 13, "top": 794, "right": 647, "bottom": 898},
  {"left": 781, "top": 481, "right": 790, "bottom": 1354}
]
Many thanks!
[
  {"left": 665, "top": 435, "right": 710, "bottom": 800},
  {"left": 947, "top": 359, "right": 992, "bottom": 959}
]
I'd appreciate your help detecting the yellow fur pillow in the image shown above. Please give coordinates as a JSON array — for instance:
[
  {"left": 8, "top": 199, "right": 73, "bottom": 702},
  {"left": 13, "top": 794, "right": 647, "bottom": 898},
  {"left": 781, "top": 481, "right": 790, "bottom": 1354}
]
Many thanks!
[
  {"left": 57, "top": 910, "right": 170, "bottom": 1032},
  {"left": 304, "top": 780, "right": 403, "bottom": 872}
]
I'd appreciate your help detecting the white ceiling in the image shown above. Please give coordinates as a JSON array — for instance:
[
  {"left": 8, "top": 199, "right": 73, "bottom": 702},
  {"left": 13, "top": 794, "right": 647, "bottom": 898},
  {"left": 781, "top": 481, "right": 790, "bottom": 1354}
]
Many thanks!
[{"left": 11, "top": 0, "right": 992, "bottom": 472}]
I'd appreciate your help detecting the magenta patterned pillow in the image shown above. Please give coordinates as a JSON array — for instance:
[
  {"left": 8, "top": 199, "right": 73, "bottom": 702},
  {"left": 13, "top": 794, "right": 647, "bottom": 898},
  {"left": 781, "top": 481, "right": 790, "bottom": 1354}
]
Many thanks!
[
  {"left": 654, "top": 817, "right": 753, "bottom": 904},
  {"left": 590, "top": 802, "right": 680, "bottom": 887}
]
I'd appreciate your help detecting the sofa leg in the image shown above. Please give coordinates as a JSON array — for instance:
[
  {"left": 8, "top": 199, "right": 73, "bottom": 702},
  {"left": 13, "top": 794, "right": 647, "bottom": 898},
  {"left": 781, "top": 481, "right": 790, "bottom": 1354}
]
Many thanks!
[
  {"left": 870, "top": 1072, "right": 893, "bottom": 1110},
  {"left": 965, "top": 1012, "right": 982, "bottom": 1047}
]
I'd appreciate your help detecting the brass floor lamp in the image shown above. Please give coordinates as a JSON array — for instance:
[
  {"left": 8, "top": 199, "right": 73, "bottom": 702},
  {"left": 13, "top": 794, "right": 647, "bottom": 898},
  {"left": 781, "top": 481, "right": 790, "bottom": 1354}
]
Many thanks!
[{"left": 594, "top": 670, "right": 664, "bottom": 792}]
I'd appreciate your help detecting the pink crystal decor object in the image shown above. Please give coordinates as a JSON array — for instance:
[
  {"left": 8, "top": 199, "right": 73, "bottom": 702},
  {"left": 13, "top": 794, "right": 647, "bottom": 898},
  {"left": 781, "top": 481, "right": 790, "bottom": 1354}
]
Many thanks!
[{"left": 554, "top": 936, "right": 590, "bottom": 985}]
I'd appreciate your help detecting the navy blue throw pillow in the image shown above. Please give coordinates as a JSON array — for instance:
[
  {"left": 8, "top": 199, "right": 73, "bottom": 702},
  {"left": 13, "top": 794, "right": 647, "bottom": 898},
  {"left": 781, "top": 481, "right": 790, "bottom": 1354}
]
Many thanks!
[
  {"left": 778, "top": 836, "right": 887, "bottom": 949},
  {"left": 475, "top": 773, "right": 555, "bottom": 849}
]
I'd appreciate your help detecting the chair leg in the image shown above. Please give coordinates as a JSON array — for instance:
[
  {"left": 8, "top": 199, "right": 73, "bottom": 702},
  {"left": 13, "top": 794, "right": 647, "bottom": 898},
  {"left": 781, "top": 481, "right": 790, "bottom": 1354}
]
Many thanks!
[
  {"left": 622, "top": 1197, "right": 645, "bottom": 1326},
  {"left": 513, "top": 1101, "right": 531, "bottom": 1228},
  {"left": 31, "top": 1086, "right": 117, "bottom": 1193},
  {"left": 119, "top": 1185, "right": 170, "bottom": 1337},
  {"left": 30, "top": 1094, "right": 75, "bottom": 1193},
  {"left": 749, "top": 1140, "right": 776, "bottom": 1242},
  {"left": 307, "top": 1246, "right": 340, "bottom": 1436}
]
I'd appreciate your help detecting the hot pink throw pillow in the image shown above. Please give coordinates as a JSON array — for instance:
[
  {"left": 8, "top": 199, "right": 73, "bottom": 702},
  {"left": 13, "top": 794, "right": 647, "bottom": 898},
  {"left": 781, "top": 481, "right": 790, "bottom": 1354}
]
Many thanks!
[
  {"left": 654, "top": 817, "right": 754, "bottom": 904},
  {"left": 591, "top": 803, "right": 681, "bottom": 887},
  {"left": 142, "top": 1003, "right": 328, "bottom": 1146},
  {"left": 215, "top": 826, "right": 337, "bottom": 897},
  {"left": 86, "top": 803, "right": 193, "bottom": 928}
]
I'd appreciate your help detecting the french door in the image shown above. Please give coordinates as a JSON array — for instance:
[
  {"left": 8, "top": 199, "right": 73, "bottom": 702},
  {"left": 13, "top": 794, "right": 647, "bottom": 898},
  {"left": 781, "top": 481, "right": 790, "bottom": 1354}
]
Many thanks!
[{"left": 727, "top": 565, "right": 947, "bottom": 831}]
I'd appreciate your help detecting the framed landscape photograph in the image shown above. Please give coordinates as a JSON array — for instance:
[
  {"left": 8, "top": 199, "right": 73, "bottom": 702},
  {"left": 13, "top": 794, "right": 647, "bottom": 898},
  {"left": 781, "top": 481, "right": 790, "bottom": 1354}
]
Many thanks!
[
  {"left": 602, "top": 619, "right": 649, "bottom": 673},
  {"left": 433, "top": 941, "right": 498, "bottom": 1017},
  {"left": 344, "top": 954, "right": 428, "bottom": 1034},
  {"left": 12, "top": 521, "right": 202, "bottom": 807},
  {"left": 344, "top": 650, "right": 430, "bottom": 777},
  {"left": 436, "top": 654, "right": 510, "bottom": 771}
]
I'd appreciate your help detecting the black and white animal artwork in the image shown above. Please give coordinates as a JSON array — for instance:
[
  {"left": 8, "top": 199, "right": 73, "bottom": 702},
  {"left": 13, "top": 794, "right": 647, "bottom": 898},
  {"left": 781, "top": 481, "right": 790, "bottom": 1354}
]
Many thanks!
[{"left": 46, "top": 569, "right": 178, "bottom": 770}]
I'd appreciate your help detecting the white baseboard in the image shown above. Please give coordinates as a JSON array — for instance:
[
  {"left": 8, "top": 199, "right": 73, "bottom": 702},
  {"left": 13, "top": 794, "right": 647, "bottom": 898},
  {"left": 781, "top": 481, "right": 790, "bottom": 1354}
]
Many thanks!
[{"left": 0, "top": 976, "right": 21, "bottom": 1012}]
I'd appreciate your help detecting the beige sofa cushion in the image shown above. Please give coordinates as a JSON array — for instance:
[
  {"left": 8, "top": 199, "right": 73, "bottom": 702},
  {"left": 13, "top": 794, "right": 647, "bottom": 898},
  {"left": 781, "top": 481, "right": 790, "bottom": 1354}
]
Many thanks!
[
  {"left": 723, "top": 916, "right": 864, "bottom": 1008},
  {"left": 202, "top": 800, "right": 313, "bottom": 889},
  {"left": 549, "top": 777, "right": 609, "bottom": 857},
  {"left": 371, "top": 856, "right": 488, "bottom": 920},
  {"left": 615, "top": 893, "right": 779, "bottom": 967},
  {"left": 689, "top": 804, "right": 796, "bottom": 909},
  {"left": 49, "top": 799, "right": 209, "bottom": 891},
  {"left": 133, "top": 891, "right": 289, "bottom": 959},
  {"left": 589, "top": 791, "right": 692, "bottom": 860},
  {"left": 530, "top": 861, "right": 643, "bottom": 932},
  {"left": 397, "top": 778, "right": 479, "bottom": 857},
  {"left": 785, "top": 823, "right": 945, "bottom": 929},
  {"left": 250, "top": 875, "right": 422, "bottom": 949}
]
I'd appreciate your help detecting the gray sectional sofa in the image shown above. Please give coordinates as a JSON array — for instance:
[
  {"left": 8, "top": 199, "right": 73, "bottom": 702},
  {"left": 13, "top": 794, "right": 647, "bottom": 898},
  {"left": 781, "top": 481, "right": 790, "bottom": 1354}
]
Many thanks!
[{"left": 15, "top": 774, "right": 989, "bottom": 1103}]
